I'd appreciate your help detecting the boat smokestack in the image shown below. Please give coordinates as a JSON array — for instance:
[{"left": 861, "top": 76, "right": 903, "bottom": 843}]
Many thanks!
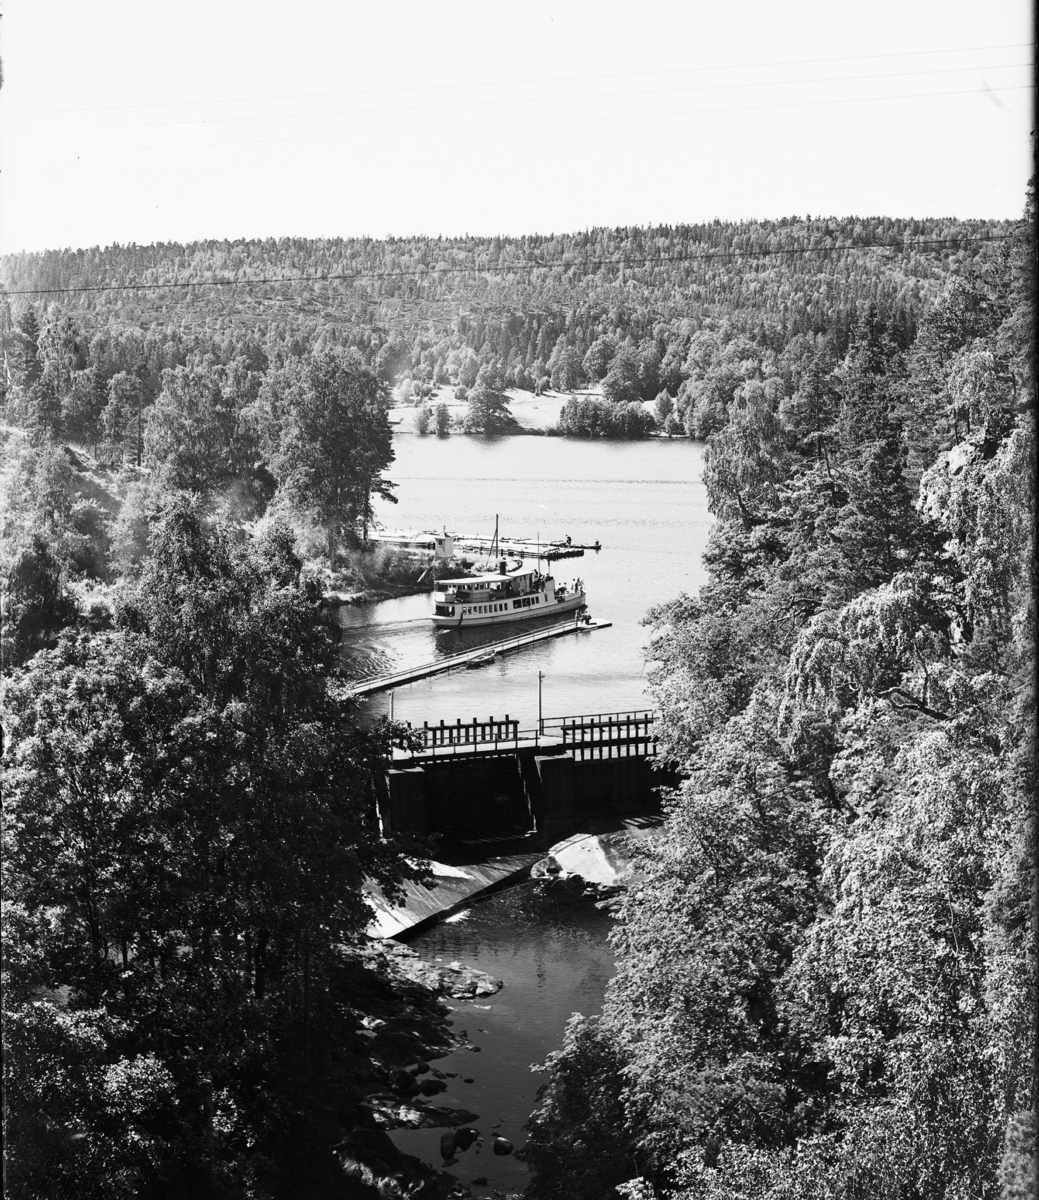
[{"left": 499, "top": 558, "right": 507, "bottom": 575}]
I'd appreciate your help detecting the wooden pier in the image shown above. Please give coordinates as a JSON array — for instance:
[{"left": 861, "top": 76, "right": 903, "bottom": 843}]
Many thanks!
[
  {"left": 343, "top": 618, "right": 612, "bottom": 698},
  {"left": 372, "top": 530, "right": 599, "bottom": 561}
]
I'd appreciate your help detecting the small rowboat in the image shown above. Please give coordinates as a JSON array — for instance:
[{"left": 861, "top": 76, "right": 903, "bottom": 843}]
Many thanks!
[{"left": 466, "top": 651, "right": 498, "bottom": 669}]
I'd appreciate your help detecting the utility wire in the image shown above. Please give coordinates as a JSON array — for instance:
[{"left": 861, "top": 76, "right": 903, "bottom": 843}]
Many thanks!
[
  {"left": 8, "top": 40, "right": 1032, "bottom": 118},
  {"left": 8, "top": 84, "right": 1031, "bottom": 160},
  {"left": 11, "top": 60, "right": 1030, "bottom": 137},
  {"left": 3, "top": 234, "right": 1023, "bottom": 297}
]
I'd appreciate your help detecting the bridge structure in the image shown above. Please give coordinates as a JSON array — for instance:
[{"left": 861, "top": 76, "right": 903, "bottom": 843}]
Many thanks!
[
  {"left": 380, "top": 709, "right": 677, "bottom": 842},
  {"left": 397, "top": 710, "right": 658, "bottom": 761}
]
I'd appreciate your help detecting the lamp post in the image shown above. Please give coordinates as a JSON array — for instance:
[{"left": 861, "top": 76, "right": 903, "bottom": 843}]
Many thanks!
[{"left": 538, "top": 670, "right": 544, "bottom": 736}]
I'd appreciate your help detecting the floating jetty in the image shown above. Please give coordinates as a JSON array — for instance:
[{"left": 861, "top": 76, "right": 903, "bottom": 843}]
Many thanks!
[
  {"left": 343, "top": 618, "right": 612, "bottom": 698},
  {"left": 372, "top": 529, "right": 598, "bottom": 561}
]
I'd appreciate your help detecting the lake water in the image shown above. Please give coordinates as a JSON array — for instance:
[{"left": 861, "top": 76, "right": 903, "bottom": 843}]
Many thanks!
[{"left": 339, "top": 433, "right": 711, "bottom": 728}]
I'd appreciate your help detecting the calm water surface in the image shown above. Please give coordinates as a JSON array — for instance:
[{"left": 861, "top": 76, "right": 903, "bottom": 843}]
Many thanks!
[
  {"left": 350, "top": 435, "right": 711, "bottom": 1193},
  {"left": 389, "top": 883, "right": 616, "bottom": 1197},
  {"left": 340, "top": 434, "right": 711, "bottom": 726}
]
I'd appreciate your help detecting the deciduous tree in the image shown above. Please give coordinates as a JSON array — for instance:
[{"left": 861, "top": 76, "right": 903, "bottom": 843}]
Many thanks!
[{"left": 260, "top": 349, "right": 396, "bottom": 557}]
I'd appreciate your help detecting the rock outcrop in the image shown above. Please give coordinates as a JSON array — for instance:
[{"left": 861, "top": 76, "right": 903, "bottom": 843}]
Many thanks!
[
  {"left": 377, "top": 941, "right": 504, "bottom": 999},
  {"left": 360, "top": 1093, "right": 479, "bottom": 1130},
  {"left": 531, "top": 816, "right": 665, "bottom": 905}
]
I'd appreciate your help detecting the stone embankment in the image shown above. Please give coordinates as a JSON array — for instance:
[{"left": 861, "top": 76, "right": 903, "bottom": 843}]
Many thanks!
[{"left": 365, "top": 817, "right": 664, "bottom": 938}]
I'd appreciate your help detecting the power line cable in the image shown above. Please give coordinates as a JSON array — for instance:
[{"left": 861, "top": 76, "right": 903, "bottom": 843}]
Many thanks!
[
  {"left": 8, "top": 83, "right": 1030, "bottom": 161},
  {"left": 3, "top": 233, "right": 1023, "bottom": 297},
  {"left": 7, "top": 40, "right": 1032, "bottom": 118},
  {"left": 10, "top": 60, "right": 1030, "bottom": 137}
]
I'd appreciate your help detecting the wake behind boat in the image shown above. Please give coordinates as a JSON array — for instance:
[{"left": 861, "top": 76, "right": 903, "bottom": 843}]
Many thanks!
[{"left": 432, "top": 561, "right": 586, "bottom": 628}]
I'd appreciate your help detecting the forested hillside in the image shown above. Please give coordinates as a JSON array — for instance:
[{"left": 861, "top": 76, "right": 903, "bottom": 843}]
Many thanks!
[
  {"left": 1, "top": 215, "right": 1015, "bottom": 446},
  {"left": 520, "top": 195, "right": 1036, "bottom": 1197},
  {"left": 2, "top": 202, "right": 1033, "bottom": 1200}
]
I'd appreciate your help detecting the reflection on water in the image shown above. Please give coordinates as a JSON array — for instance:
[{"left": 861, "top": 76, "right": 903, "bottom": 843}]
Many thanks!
[
  {"left": 336, "top": 643, "right": 392, "bottom": 679},
  {"left": 389, "top": 882, "right": 616, "bottom": 1196},
  {"left": 339, "top": 435, "right": 711, "bottom": 728}
]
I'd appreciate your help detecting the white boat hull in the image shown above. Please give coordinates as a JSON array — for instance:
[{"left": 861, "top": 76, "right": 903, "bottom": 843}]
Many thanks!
[{"left": 431, "top": 590, "right": 587, "bottom": 628}]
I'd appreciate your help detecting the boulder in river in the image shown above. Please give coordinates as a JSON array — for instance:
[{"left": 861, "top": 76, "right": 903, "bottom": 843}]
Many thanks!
[
  {"left": 454, "top": 1127, "right": 478, "bottom": 1151},
  {"left": 492, "top": 1136, "right": 514, "bottom": 1156},
  {"left": 530, "top": 857, "right": 562, "bottom": 878},
  {"left": 534, "top": 871, "right": 587, "bottom": 902},
  {"left": 390, "top": 1068, "right": 420, "bottom": 1095},
  {"left": 440, "top": 1131, "right": 456, "bottom": 1159}
]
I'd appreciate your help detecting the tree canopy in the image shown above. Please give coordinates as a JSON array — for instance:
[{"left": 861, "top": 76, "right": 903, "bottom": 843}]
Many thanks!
[
  {"left": 521, "top": 191, "right": 1037, "bottom": 1200},
  {"left": 2, "top": 496, "right": 426, "bottom": 1198}
]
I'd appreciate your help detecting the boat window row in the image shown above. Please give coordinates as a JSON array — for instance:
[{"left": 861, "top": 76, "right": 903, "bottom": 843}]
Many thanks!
[{"left": 434, "top": 596, "right": 544, "bottom": 618}]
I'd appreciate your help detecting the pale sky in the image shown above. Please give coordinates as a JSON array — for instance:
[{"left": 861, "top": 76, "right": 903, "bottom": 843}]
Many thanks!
[{"left": 0, "top": 0, "right": 1033, "bottom": 253}]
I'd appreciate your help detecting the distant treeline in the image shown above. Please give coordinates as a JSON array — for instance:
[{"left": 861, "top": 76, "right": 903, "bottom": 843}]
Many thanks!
[{"left": 2, "top": 216, "right": 1014, "bottom": 443}]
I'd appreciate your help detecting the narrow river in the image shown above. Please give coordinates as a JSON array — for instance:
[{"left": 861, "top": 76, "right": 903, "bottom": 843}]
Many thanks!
[
  {"left": 342, "top": 432, "right": 711, "bottom": 1195},
  {"left": 390, "top": 882, "right": 616, "bottom": 1197}
]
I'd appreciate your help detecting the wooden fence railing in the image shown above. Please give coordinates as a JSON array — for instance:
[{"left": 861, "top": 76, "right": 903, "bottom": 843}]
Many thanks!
[
  {"left": 407, "top": 709, "right": 658, "bottom": 759},
  {"left": 418, "top": 715, "right": 520, "bottom": 750}
]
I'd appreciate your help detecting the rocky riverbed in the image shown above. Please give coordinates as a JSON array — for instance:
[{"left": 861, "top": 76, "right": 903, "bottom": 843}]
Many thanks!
[
  {"left": 330, "top": 940, "right": 506, "bottom": 1198},
  {"left": 378, "top": 941, "right": 504, "bottom": 1000},
  {"left": 338, "top": 818, "right": 664, "bottom": 1197}
]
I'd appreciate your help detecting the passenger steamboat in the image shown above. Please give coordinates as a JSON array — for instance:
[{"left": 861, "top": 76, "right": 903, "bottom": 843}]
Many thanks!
[{"left": 431, "top": 559, "right": 586, "bottom": 628}]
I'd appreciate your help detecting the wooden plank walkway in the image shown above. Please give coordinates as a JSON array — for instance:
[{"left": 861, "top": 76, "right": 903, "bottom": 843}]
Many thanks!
[{"left": 343, "top": 619, "right": 612, "bottom": 698}]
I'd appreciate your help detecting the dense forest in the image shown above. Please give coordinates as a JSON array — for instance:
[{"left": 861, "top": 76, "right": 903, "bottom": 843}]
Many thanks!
[
  {"left": 0, "top": 215, "right": 1017, "bottom": 448},
  {"left": 521, "top": 196, "right": 1037, "bottom": 1197},
  {"left": 1, "top": 202, "right": 1035, "bottom": 1199}
]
